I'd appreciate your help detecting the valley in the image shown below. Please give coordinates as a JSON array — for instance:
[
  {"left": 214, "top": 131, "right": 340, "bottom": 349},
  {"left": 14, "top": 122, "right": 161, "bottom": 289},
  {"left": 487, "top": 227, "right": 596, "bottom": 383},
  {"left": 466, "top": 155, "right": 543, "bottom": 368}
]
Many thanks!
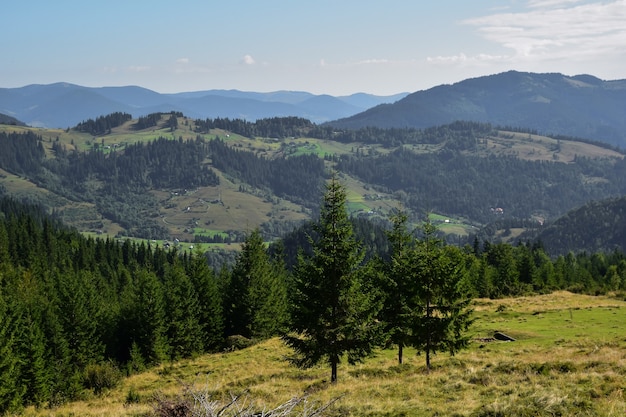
[{"left": 1, "top": 113, "right": 623, "bottom": 252}]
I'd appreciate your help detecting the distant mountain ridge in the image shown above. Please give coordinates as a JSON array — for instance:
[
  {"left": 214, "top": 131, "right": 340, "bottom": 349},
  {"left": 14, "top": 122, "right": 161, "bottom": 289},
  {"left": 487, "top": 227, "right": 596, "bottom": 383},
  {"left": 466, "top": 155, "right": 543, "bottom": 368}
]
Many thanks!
[
  {"left": 0, "top": 82, "right": 407, "bottom": 128},
  {"left": 329, "top": 71, "right": 626, "bottom": 147}
]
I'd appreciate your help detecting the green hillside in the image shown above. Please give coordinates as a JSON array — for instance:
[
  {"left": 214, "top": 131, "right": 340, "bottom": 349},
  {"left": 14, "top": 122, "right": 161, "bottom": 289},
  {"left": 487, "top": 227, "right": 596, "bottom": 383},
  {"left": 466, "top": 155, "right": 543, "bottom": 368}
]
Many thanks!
[
  {"left": 1, "top": 114, "right": 624, "bottom": 251},
  {"left": 2, "top": 171, "right": 626, "bottom": 416}
]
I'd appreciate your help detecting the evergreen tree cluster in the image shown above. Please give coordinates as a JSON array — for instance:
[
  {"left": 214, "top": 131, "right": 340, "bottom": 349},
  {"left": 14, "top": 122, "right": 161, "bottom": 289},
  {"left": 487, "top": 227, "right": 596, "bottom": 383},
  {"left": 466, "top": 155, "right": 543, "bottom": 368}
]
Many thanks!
[
  {"left": 56, "top": 136, "right": 218, "bottom": 191},
  {"left": 73, "top": 112, "right": 132, "bottom": 135},
  {"left": 312, "top": 121, "right": 491, "bottom": 149},
  {"left": 193, "top": 117, "right": 489, "bottom": 150},
  {"left": 2, "top": 174, "right": 626, "bottom": 411},
  {"left": 0, "top": 131, "right": 45, "bottom": 176},
  {"left": 0, "top": 198, "right": 288, "bottom": 413},
  {"left": 533, "top": 196, "right": 626, "bottom": 255},
  {"left": 208, "top": 138, "right": 325, "bottom": 207},
  {"left": 194, "top": 116, "right": 314, "bottom": 138},
  {"left": 337, "top": 148, "right": 625, "bottom": 223},
  {"left": 0, "top": 132, "right": 220, "bottom": 239},
  {"left": 133, "top": 112, "right": 163, "bottom": 130}
]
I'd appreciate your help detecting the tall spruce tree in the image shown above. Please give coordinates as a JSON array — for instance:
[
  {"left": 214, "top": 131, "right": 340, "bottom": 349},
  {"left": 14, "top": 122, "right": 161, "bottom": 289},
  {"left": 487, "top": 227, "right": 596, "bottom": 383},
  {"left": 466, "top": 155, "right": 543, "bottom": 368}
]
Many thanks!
[
  {"left": 0, "top": 291, "right": 22, "bottom": 414},
  {"left": 56, "top": 270, "right": 105, "bottom": 370},
  {"left": 163, "top": 264, "right": 204, "bottom": 359},
  {"left": 227, "top": 229, "right": 288, "bottom": 339},
  {"left": 412, "top": 220, "right": 473, "bottom": 371},
  {"left": 283, "top": 175, "right": 383, "bottom": 383},
  {"left": 188, "top": 248, "right": 224, "bottom": 351},
  {"left": 381, "top": 211, "right": 419, "bottom": 364},
  {"left": 122, "top": 269, "right": 168, "bottom": 366},
  {"left": 246, "top": 230, "right": 289, "bottom": 339}
]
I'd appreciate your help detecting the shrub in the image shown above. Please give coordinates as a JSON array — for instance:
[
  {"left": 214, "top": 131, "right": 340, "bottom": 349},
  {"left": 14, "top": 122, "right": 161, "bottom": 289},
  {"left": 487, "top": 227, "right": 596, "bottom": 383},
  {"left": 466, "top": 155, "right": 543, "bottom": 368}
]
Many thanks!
[
  {"left": 125, "top": 387, "right": 141, "bottom": 405},
  {"left": 83, "top": 361, "right": 123, "bottom": 395},
  {"left": 225, "top": 335, "right": 255, "bottom": 351}
]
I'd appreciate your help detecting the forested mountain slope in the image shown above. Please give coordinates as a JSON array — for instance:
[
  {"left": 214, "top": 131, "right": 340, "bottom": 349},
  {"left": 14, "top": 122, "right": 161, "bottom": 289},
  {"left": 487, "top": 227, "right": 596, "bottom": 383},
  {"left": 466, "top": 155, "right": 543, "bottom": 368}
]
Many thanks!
[
  {"left": 329, "top": 71, "right": 626, "bottom": 148},
  {"left": 532, "top": 196, "right": 626, "bottom": 255},
  {"left": 0, "top": 113, "right": 624, "bottom": 254}
]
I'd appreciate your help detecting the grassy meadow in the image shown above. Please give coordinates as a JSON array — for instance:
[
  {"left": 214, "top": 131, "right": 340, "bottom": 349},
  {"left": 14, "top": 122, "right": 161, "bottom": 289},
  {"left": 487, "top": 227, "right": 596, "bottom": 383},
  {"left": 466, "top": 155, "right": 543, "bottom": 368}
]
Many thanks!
[{"left": 19, "top": 291, "right": 626, "bottom": 417}]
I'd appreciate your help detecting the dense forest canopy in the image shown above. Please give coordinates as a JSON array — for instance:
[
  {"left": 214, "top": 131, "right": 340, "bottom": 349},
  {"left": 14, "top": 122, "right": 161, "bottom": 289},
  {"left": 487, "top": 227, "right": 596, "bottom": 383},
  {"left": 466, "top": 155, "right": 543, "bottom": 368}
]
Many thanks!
[
  {"left": 74, "top": 112, "right": 132, "bottom": 136},
  {"left": 336, "top": 148, "right": 626, "bottom": 223}
]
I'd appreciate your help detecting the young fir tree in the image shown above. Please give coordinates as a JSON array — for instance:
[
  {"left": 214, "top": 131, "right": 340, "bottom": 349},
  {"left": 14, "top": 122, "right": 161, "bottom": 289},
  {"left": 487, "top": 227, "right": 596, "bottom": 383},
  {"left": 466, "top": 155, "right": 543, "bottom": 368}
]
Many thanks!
[
  {"left": 13, "top": 269, "right": 55, "bottom": 407},
  {"left": 163, "top": 264, "right": 204, "bottom": 359},
  {"left": 381, "top": 211, "right": 419, "bottom": 364},
  {"left": 227, "top": 229, "right": 288, "bottom": 339},
  {"left": 283, "top": 175, "right": 383, "bottom": 383},
  {"left": 15, "top": 312, "right": 50, "bottom": 407},
  {"left": 0, "top": 291, "right": 23, "bottom": 414},
  {"left": 188, "top": 248, "right": 224, "bottom": 351},
  {"left": 56, "top": 270, "right": 105, "bottom": 371},
  {"left": 412, "top": 220, "right": 473, "bottom": 371},
  {"left": 123, "top": 269, "right": 168, "bottom": 366}
]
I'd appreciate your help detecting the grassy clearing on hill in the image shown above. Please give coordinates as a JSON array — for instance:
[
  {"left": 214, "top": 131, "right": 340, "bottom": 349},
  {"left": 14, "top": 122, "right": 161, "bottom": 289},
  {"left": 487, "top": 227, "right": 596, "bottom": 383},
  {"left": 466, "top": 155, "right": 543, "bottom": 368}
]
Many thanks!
[
  {"left": 2, "top": 121, "right": 623, "bottom": 243},
  {"left": 20, "top": 291, "right": 626, "bottom": 417},
  {"left": 476, "top": 131, "right": 623, "bottom": 163}
]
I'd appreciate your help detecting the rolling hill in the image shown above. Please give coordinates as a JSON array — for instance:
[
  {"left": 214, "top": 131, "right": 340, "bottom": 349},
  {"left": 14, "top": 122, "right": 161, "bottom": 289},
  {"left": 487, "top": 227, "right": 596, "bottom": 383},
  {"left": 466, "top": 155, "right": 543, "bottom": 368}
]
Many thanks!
[
  {"left": 329, "top": 71, "right": 626, "bottom": 148},
  {"left": 1, "top": 113, "right": 625, "bottom": 255}
]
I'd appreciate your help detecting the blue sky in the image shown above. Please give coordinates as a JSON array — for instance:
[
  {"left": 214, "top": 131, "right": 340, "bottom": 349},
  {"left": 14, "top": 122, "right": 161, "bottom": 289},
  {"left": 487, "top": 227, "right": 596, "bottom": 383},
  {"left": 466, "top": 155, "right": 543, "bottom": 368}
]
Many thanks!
[{"left": 2, "top": 0, "right": 625, "bottom": 95}]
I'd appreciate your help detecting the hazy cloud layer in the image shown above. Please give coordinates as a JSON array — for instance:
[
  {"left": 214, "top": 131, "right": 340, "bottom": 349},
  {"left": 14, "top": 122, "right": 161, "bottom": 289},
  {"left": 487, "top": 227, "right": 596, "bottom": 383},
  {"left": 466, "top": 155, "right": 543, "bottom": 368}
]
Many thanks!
[{"left": 463, "top": 0, "right": 626, "bottom": 64}]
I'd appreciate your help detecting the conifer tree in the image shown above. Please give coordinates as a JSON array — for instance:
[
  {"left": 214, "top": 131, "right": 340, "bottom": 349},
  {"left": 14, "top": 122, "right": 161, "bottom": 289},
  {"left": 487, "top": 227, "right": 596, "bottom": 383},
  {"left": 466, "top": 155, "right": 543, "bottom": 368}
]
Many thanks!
[
  {"left": 163, "top": 264, "right": 204, "bottom": 359},
  {"left": 56, "top": 270, "right": 105, "bottom": 370},
  {"left": 227, "top": 229, "right": 288, "bottom": 339},
  {"left": 123, "top": 269, "right": 168, "bottom": 366},
  {"left": 0, "top": 220, "right": 9, "bottom": 267},
  {"left": 283, "top": 175, "right": 383, "bottom": 383},
  {"left": 0, "top": 292, "right": 22, "bottom": 414},
  {"left": 12, "top": 269, "right": 55, "bottom": 407},
  {"left": 381, "top": 211, "right": 419, "bottom": 364},
  {"left": 16, "top": 312, "right": 50, "bottom": 407},
  {"left": 412, "top": 220, "right": 473, "bottom": 371},
  {"left": 188, "top": 248, "right": 224, "bottom": 351}
]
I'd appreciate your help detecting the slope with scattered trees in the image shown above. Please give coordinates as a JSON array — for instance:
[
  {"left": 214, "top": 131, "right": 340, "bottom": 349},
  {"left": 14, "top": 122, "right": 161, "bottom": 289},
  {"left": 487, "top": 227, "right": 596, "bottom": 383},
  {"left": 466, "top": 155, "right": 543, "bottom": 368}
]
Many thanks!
[{"left": 2, "top": 175, "right": 626, "bottom": 412}]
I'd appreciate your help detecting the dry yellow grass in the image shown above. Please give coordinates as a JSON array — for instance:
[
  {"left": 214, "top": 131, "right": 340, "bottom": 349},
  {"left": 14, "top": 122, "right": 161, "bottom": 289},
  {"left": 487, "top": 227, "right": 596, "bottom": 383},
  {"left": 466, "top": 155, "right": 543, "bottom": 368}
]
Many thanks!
[{"left": 19, "top": 291, "right": 626, "bottom": 417}]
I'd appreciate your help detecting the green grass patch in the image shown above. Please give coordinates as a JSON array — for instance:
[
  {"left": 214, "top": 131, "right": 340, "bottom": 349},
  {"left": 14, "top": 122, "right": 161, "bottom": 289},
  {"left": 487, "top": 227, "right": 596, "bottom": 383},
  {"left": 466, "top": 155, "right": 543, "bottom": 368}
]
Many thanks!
[{"left": 346, "top": 201, "right": 371, "bottom": 215}]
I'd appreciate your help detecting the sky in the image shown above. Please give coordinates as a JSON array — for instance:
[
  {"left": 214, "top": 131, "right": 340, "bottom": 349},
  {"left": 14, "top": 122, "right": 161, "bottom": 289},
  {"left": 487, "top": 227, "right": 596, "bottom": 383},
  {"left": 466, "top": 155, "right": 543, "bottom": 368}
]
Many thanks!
[{"left": 2, "top": 0, "right": 625, "bottom": 96}]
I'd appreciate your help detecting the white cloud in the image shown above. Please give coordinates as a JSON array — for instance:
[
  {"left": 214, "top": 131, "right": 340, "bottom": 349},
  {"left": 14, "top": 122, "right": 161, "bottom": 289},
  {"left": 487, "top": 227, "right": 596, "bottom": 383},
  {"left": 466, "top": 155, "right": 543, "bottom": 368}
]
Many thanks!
[
  {"left": 128, "top": 65, "right": 151, "bottom": 72},
  {"left": 241, "top": 54, "right": 256, "bottom": 65},
  {"left": 463, "top": 0, "right": 626, "bottom": 64},
  {"left": 426, "top": 53, "right": 508, "bottom": 65},
  {"left": 355, "top": 59, "right": 389, "bottom": 65},
  {"left": 527, "top": 0, "right": 583, "bottom": 8},
  {"left": 176, "top": 58, "right": 190, "bottom": 64},
  {"left": 319, "top": 58, "right": 409, "bottom": 68}
]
